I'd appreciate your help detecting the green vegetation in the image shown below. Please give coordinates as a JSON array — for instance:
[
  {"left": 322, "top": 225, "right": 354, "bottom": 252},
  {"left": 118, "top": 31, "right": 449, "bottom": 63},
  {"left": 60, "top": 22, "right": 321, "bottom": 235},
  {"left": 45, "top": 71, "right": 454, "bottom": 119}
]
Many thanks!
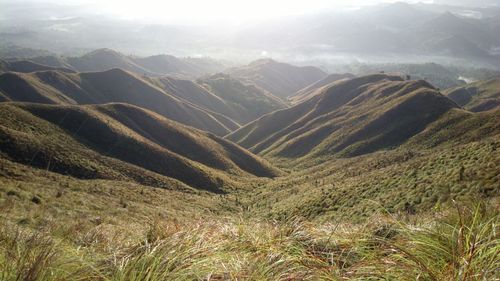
[
  {"left": 0, "top": 68, "right": 239, "bottom": 135},
  {"left": 0, "top": 103, "right": 279, "bottom": 192},
  {"left": 198, "top": 73, "right": 287, "bottom": 124},
  {"left": 0, "top": 167, "right": 497, "bottom": 281},
  {"left": 444, "top": 77, "right": 500, "bottom": 112},
  {"left": 0, "top": 71, "right": 498, "bottom": 279}
]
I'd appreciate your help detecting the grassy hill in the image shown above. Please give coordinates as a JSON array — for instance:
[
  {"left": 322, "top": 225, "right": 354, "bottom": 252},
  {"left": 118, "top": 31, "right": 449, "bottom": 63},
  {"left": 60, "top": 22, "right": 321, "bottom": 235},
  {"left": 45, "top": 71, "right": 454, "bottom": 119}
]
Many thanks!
[
  {"left": 0, "top": 70, "right": 498, "bottom": 280},
  {"left": 228, "top": 74, "right": 458, "bottom": 157},
  {"left": 289, "top": 73, "right": 355, "bottom": 104},
  {"left": 227, "top": 59, "right": 327, "bottom": 99},
  {"left": 0, "top": 102, "right": 280, "bottom": 192},
  {"left": 197, "top": 73, "right": 287, "bottom": 125},
  {"left": 0, "top": 69, "right": 239, "bottom": 135},
  {"left": 444, "top": 76, "right": 500, "bottom": 112}
]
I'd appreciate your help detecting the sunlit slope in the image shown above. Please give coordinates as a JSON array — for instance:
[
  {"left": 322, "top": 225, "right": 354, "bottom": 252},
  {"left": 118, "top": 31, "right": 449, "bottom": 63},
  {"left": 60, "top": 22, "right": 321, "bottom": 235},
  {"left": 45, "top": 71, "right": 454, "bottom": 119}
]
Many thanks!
[
  {"left": 0, "top": 69, "right": 239, "bottom": 135},
  {"left": 0, "top": 103, "right": 280, "bottom": 192},
  {"left": 197, "top": 73, "right": 287, "bottom": 125},
  {"left": 289, "top": 73, "right": 355, "bottom": 105},
  {"left": 228, "top": 74, "right": 463, "bottom": 158},
  {"left": 227, "top": 59, "right": 327, "bottom": 99},
  {"left": 444, "top": 76, "right": 500, "bottom": 112}
]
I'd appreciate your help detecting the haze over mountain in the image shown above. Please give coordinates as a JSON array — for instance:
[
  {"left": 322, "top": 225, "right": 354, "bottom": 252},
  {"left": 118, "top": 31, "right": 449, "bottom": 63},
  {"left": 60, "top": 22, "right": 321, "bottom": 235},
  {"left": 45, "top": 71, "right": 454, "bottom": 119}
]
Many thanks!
[
  {"left": 0, "top": 1, "right": 499, "bottom": 279},
  {"left": 2, "top": 1, "right": 500, "bottom": 69}
]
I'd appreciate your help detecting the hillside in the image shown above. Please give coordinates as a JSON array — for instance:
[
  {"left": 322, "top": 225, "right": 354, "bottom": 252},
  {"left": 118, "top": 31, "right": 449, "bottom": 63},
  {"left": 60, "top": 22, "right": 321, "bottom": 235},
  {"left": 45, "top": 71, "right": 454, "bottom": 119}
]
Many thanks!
[
  {"left": 0, "top": 102, "right": 280, "bottom": 192},
  {"left": 0, "top": 69, "right": 239, "bottom": 135},
  {"left": 444, "top": 76, "right": 500, "bottom": 112},
  {"left": 26, "top": 49, "right": 226, "bottom": 78},
  {"left": 227, "top": 74, "right": 465, "bottom": 158},
  {"left": 197, "top": 73, "right": 287, "bottom": 125},
  {"left": 289, "top": 73, "right": 355, "bottom": 104},
  {"left": 227, "top": 59, "right": 327, "bottom": 99},
  {"left": 0, "top": 59, "right": 75, "bottom": 73}
]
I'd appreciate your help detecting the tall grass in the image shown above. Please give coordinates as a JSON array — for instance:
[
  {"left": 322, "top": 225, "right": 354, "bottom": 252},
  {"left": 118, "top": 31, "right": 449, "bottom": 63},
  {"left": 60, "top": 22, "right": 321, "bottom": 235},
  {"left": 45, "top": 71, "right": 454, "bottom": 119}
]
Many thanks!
[{"left": 0, "top": 201, "right": 498, "bottom": 280}]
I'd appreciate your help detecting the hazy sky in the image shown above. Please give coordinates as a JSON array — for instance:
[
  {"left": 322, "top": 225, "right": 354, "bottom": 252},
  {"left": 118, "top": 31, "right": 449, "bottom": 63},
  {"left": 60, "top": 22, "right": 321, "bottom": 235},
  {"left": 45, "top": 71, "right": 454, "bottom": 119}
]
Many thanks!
[{"left": 4, "top": 0, "right": 435, "bottom": 24}]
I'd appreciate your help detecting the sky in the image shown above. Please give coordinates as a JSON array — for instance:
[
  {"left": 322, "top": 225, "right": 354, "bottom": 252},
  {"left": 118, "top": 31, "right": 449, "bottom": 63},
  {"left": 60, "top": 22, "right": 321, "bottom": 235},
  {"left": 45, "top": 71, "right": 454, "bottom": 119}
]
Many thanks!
[{"left": 4, "top": 0, "right": 434, "bottom": 24}]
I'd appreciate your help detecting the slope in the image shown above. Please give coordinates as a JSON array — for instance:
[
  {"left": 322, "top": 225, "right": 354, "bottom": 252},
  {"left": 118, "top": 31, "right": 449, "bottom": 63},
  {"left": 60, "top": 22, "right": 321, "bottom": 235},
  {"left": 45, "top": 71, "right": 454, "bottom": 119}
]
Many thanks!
[
  {"left": 0, "top": 69, "right": 239, "bottom": 135},
  {"left": 27, "top": 49, "right": 225, "bottom": 78},
  {"left": 227, "top": 59, "right": 327, "bottom": 99},
  {"left": 227, "top": 74, "right": 460, "bottom": 158},
  {"left": 197, "top": 73, "right": 287, "bottom": 125},
  {"left": 0, "top": 103, "right": 280, "bottom": 192},
  {"left": 289, "top": 73, "right": 355, "bottom": 104},
  {"left": 0, "top": 59, "right": 75, "bottom": 74},
  {"left": 444, "top": 77, "right": 500, "bottom": 112}
]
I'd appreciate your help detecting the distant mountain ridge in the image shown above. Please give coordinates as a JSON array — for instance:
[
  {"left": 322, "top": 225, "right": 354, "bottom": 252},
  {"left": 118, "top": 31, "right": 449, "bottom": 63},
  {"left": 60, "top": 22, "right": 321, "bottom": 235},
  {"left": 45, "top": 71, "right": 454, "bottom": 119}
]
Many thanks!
[{"left": 19, "top": 48, "right": 226, "bottom": 78}]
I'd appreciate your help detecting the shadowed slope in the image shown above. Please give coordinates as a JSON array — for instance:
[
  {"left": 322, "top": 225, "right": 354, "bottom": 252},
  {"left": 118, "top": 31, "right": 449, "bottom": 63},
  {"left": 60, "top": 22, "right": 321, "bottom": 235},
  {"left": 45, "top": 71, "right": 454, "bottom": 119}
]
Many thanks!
[
  {"left": 0, "top": 59, "right": 75, "bottom": 73},
  {"left": 0, "top": 69, "right": 239, "bottom": 135},
  {"left": 227, "top": 59, "right": 327, "bottom": 99},
  {"left": 28, "top": 49, "right": 225, "bottom": 78},
  {"left": 444, "top": 77, "right": 500, "bottom": 112},
  {"left": 228, "top": 74, "right": 462, "bottom": 158},
  {"left": 0, "top": 103, "right": 280, "bottom": 192}
]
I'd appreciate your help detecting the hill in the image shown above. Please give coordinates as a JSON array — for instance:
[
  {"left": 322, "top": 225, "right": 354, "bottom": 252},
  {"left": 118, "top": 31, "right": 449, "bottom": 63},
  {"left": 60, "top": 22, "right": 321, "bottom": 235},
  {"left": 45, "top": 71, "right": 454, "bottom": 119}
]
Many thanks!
[
  {"left": 0, "top": 59, "right": 75, "bottom": 74},
  {"left": 197, "top": 73, "right": 287, "bottom": 125},
  {"left": 0, "top": 69, "right": 239, "bottom": 135},
  {"left": 289, "top": 73, "right": 355, "bottom": 104},
  {"left": 444, "top": 77, "right": 500, "bottom": 112},
  {"left": 227, "top": 59, "right": 327, "bottom": 99},
  {"left": 25, "top": 49, "right": 226, "bottom": 78},
  {"left": 0, "top": 102, "right": 280, "bottom": 192},
  {"left": 227, "top": 74, "right": 466, "bottom": 158}
]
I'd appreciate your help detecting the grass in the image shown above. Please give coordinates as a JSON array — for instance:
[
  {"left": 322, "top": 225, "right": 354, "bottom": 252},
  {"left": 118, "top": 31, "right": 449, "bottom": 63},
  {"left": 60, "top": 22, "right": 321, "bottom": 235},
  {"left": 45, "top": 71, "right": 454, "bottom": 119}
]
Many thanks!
[{"left": 0, "top": 195, "right": 497, "bottom": 280}]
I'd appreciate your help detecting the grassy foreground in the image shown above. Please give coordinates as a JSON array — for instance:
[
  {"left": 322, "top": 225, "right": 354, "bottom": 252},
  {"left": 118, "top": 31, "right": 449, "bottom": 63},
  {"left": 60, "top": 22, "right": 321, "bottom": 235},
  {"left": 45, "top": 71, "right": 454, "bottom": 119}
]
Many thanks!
[{"left": 0, "top": 199, "right": 498, "bottom": 280}]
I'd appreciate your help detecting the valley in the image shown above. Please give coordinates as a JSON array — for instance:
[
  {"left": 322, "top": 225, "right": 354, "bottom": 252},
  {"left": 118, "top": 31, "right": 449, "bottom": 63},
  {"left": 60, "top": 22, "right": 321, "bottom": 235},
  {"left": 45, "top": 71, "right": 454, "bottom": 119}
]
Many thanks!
[{"left": 0, "top": 0, "right": 499, "bottom": 279}]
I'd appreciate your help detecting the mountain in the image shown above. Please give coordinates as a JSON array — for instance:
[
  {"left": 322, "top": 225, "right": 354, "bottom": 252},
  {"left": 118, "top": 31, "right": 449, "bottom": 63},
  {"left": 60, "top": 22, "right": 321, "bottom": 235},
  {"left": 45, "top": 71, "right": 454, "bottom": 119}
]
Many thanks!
[
  {"left": 0, "top": 69, "right": 239, "bottom": 135},
  {"left": 25, "top": 49, "right": 226, "bottom": 78},
  {"left": 416, "top": 12, "right": 499, "bottom": 52},
  {"left": 134, "top": 54, "right": 225, "bottom": 77},
  {"left": 0, "top": 59, "right": 75, "bottom": 73},
  {"left": 227, "top": 59, "right": 327, "bottom": 99},
  {"left": 65, "top": 48, "right": 150, "bottom": 74},
  {"left": 289, "top": 73, "right": 355, "bottom": 104},
  {"left": 444, "top": 77, "right": 500, "bottom": 112},
  {"left": 0, "top": 102, "right": 280, "bottom": 192},
  {"left": 197, "top": 73, "right": 287, "bottom": 125},
  {"left": 227, "top": 74, "right": 463, "bottom": 158}
]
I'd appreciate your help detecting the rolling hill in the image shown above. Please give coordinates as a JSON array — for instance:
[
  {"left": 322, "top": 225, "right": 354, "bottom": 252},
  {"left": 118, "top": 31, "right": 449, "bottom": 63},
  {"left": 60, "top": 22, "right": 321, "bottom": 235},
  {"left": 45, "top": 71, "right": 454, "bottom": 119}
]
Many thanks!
[
  {"left": 227, "top": 59, "right": 327, "bottom": 99},
  {"left": 0, "top": 69, "right": 239, "bottom": 135},
  {"left": 227, "top": 74, "right": 468, "bottom": 158},
  {"left": 26, "top": 48, "right": 226, "bottom": 78},
  {"left": 289, "top": 73, "right": 355, "bottom": 104},
  {"left": 444, "top": 76, "right": 500, "bottom": 112},
  {"left": 197, "top": 73, "right": 287, "bottom": 125},
  {"left": 0, "top": 102, "right": 280, "bottom": 192},
  {"left": 0, "top": 59, "right": 75, "bottom": 74}
]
